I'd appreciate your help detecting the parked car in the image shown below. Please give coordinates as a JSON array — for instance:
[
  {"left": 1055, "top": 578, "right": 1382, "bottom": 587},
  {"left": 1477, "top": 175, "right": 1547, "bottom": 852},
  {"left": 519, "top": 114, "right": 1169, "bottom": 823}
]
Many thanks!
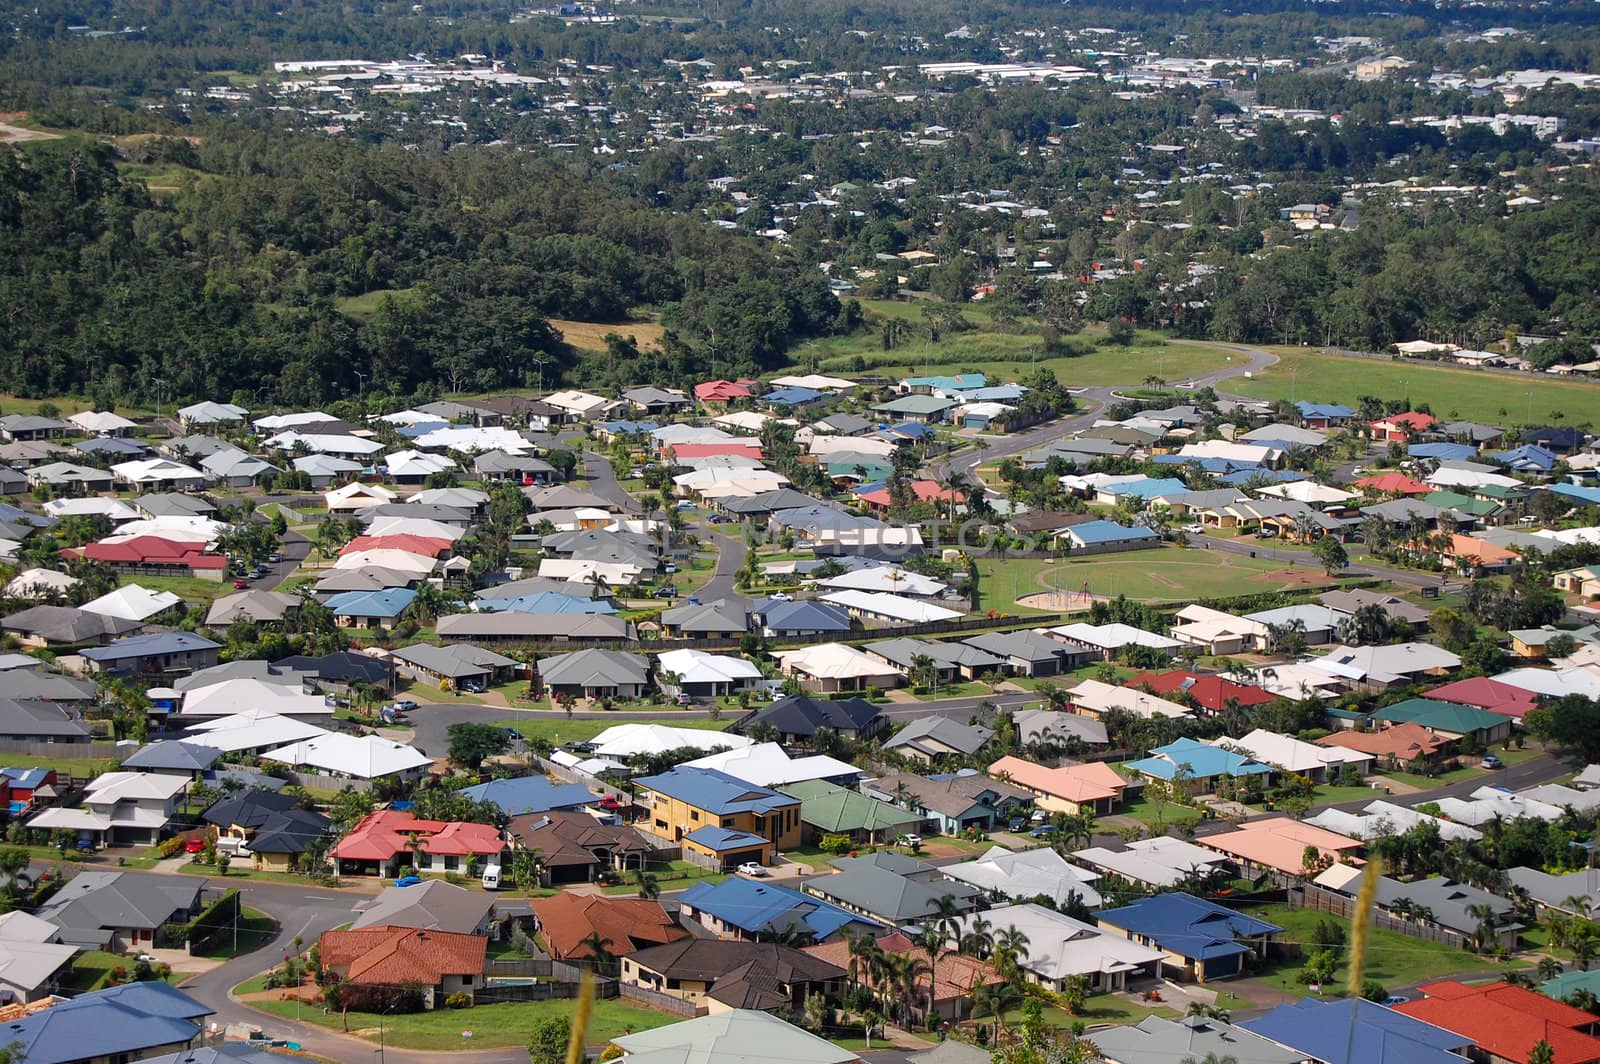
[
  {"left": 662, "top": 563, "right": 678, "bottom": 574},
  {"left": 1383, "top": 995, "right": 1410, "bottom": 1006},
  {"left": 1030, "top": 825, "right": 1057, "bottom": 839},
  {"left": 394, "top": 875, "right": 422, "bottom": 888},
  {"left": 232, "top": 580, "right": 248, "bottom": 589},
  {"left": 1008, "top": 817, "right": 1027, "bottom": 832},
  {"left": 183, "top": 837, "right": 207, "bottom": 854},
  {"left": 897, "top": 833, "right": 923, "bottom": 848},
  {"left": 267, "top": 553, "right": 283, "bottom": 563},
  {"left": 459, "top": 680, "right": 485, "bottom": 693},
  {"left": 654, "top": 586, "right": 676, "bottom": 599},
  {"left": 599, "top": 796, "right": 625, "bottom": 811},
  {"left": 767, "top": 592, "right": 793, "bottom": 602},
  {"left": 736, "top": 862, "right": 768, "bottom": 877},
  {"left": 1481, "top": 755, "right": 1504, "bottom": 769},
  {"left": 393, "top": 700, "right": 418, "bottom": 712}
]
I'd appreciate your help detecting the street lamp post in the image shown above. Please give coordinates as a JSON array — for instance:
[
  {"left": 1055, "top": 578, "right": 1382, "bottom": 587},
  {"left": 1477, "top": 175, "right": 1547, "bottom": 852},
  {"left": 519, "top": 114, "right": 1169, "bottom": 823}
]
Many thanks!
[
  {"left": 354, "top": 370, "right": 367, "bottom": 412},
  {"left": 151, "top": 377, "right": 167, "bottom": 422}
]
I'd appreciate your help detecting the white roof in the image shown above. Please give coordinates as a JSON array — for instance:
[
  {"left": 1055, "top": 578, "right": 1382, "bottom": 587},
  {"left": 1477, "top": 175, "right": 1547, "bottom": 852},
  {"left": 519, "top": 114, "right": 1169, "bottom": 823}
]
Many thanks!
[
  {"left": 177, "top": 401, "right": 247, "bottom": 423},
  {"left": 4, "top": 568, "right": 79, "bottom": 598},
  {"left": 255, "top": 410, "right": 339, "bottom": 431},
  {"left": 1575, "top": 764, "right": 1600, "bottom": 790},
  {"left": 1247, "top": 661, "right": 1348, "bottom": 698},
  {"left": 0, "top": 938, "right": 78, "bottom": 992},
  {"left": 385, "top": 449, "right": 457, "bottom": 477},
  {"left": 0, "top": 910, "right": 64, "bottom": 944},
  {"left": 1427, "top": 466, "right": 1523, "bottom": 491},
  {"left": 263, "top": 431, "right": 383, "bottom": 456},
  {"left": 325, "top": 482, "right": 398, "bottom": 509},
  {"left": 178, "top": 678, "right": 334, "bottom": 720},
  {"left": 296, "top": 454, "right": 365, "bottom": 476},
  {"left": 1312, "top": 862, "right": 1366, "bottom": 892},
  {"left": 673, "top": 467, "right": 787, "bottom": 489},
  {"left": 684, "top": 742, "right": 859, "bottom": 789},
  {"left": 711, "top": 411, "right": 778, "bottom": 433},
  {"left": 1305, "top": 799, "right": 1482, "bottom": 842},
  {"left": 26, "top": 808, "right": 113, "bottom": 833},
  {"left": 774, "top": 642, "right": 899, "bottom": 680},
  {"left": 1213, "top": 729, "right": 1373, "bottom": 775},
  {"left": 1522, "top": 783, "right": 1600, "bottom": 812},
  {"left": 41, "top": 497, "right": 142, "bottom": 521},
  {"left": 110, "top": 458, "right": 205, "bottom": 484},
  {"left": 613, "top": 1010, "right": 859, "bottom": 1064},
  {"left": 1176, "top": 440, "right": 1284, "bottom": 464},
  {"left": 819, "top": 589, "right": 962, "bottom": 623},
  {"left": 262, "top": 732, "right": 432, "bottom": 779},
  {"left": 544, "top": 389, "right": 615, "bottom": 414},
  {"left": 1258, "top": 480, "right": 1356, "bottom": 505},
  {"left": 657, "top": 649, "right": 763, "bottom": 686},
  {"left": 536, "top": 558, "right": 646, "bottom": 585},
  {"left": 1051, "top": 622, "right": 1181, "bottom": 651},
  {"left": 1071, "top": 836, "right": 1228, "bottom": 887},
  {"left": 334, "top": 548, "right": 439, "bottom": 575},
  {"left": 82, "top": 771, "right": 188, "bottom": 803},
  {"left": 79, "top": 584, "right": 183, "bottom": 622},
  {"left": 1435, "top": 787, "right": 1563, "bottom": 826},
  {"left": 1171, "top": 604, "right": 1269, "bottom": 643},
  {"left": 182, "top": 711, "right": 330, "bottom": 753},
  {"left": 651, "top": 425, "right": 733, "bottom": 446},
  {"left": 954, "top": 903, "right": 1163, "bottom": 982},
  {"left": 817, "top": 566, "right": 947, "bottom": 596},
  {"left": 365, "top": 516, "right": 465, "bottom": 542},
  {"left": 943, "top": 846, "right": 1103, "bottom": 908},
  {"left": 411, "top": 426, "right": 530, "bottom": 453},
  {"left": 769, "top": 373, "right": 857, "bottom": 390},
  {"left": 1067, "top": 678, "right": 1191, "bottom": 719},
  {"left": 809, "top": 435, "right": 895, "bottom": 458},
  {"left": 103, "top": 516, "right": 228, "bottom": 545},
  {"left": 1309, "top": 642, "right": 1462, "bottom": 682},
  {"left": 1493, "top": 666, "right": 1600, "bottom": 699},
  {"left": 587, "top": 723, "right": 753, "bottom": 759}
]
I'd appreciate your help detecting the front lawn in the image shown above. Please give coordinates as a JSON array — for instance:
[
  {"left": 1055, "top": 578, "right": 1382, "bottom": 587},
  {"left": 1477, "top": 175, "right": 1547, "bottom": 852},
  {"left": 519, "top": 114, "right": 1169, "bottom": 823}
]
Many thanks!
[
  {"left": 1114, "top": 796, "right": 1204, "bottom": 831},
  {"left": 1003, "top": 992, "right": 1180, "bottom": 1030},
  {"left": 1382, "top": 746, "right": 1541, "bottom": 791},
  {"left": 249, "top": 996, "right": 677, "bottom": 1050},
  {"left": 191, "top": 906, "right": 276, "bottom": 959}
]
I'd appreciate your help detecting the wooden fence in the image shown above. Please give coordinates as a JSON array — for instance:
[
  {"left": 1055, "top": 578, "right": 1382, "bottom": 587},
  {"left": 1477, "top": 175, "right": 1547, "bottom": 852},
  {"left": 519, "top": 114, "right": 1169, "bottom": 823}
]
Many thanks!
[
  {"left": 0, "top": 740, "right": 126, "bottom": 761},
  {"left": 618, "top": 982, "right": 705, "bottom": 1017},
  {"left": 1289, "top": 884, "right": 1517, "bottom": 952}
]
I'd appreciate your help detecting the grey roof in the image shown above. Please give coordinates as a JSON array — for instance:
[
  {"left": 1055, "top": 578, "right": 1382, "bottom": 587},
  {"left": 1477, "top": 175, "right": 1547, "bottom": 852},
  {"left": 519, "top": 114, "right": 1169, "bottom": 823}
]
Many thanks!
[
  {"left": 417, "top": 399, "right": 497, "bottom": 420},
  {"left": 816, "top": 413, "right": 874, "bottom": 435},
  {"left": 1374, "top": 876, "right": 1521, "bottom": 937},
  {"left": 1090, "top": 1015, "right": 1307, "bottom": 1064},
  {"left": 661, "top": 597, "right": 750, "bottom": 635},
  {"left": 4, "top": 670, "right": 97, "bottom": 702},
  {"left": 720, "top": 489, "right": 835, "bottom": 516},
  {"left": 162, "top": 435, "right": 241, "bottom": 460},
  {"left": 622, "top": 387, "right": 690, "bottom": 406},
  {"left": 1506, "top": 866, "right": 1600, "bottom": 914},
  {"left": 122, "top": 741, "right": 221, "bottom": 772},
  {"left": 908, "top": 1041, "right": 993, "bottom": 1064},
  {"left": 769, "top": 505, "right": 879, "bottom": 535},
  {"left": 35, "top": 871, "right": 200, "bottom": 943},
  {"left": 866, "top": 637, "right": 1004, "bottom": 674},
  {"left": 135, "top": 493, "right": 217, "bottom": 518},
  {"left": 437, "top": 612, "right": 633, "bottom": 641},
  {"left": 352, "top": 879, "right": 495, "bottom": 934},
  {"left": 361, "top": 502, "right": 473, "bottom": 525},
  {"left": 1013, "top": 708, "right": 1109, "bottom": 747},
  {"left": 173, "top": 659, "right": 314, "bottom": 692},
  {"left": 806, "top": 852, "right": 982, "bottom": 921},
  {"left": 1361, "top": 499, "right": 1445, "bottom": 523},
  {"left": 962, "top": 629, "right": 1073, "bottom": 665},
  {"left": 475, "top": 450, "right": 554, "bottom": 475},
  {"left": 392, "top": 642, "right": 518, "bottom": 678},
  {"left": 745, "top": 694, "right": 882, "bottom": 738},
  {"left": 1319, "top": 588, "right": 1430, "bottom": 626},
  {"left": 0, "top": 414, "right": 68, "bottom": 434},
  {"left": 0, "top": 605, "right": 140, "bottom": 643},
  {"left": 473, "top": 576, "right": 595, "bottom": 601},
  {"left": 865, "top": 770, "right": 1033, "bottom": 819},
  {"left": 205, "top": 589, "right": 301, "bottom": 626},
  {"left": 539, "top": 648, "right": 651, "bottom": 688},
  {"left": 1442, "top": 420, "right": 1505, "bottom": 442},
  {"left": 543, "top": 528, "right": 658, "bottom": 567},
  {"left": 883, "top": 716, "right": 994, "bottom": 757},
  {"left": 525, "top": 485, "right": 623, "bottom": 511},
  {"left": 0, "top": 699, "right": 91, "bottom": 740},
  {"left": 312, "top": 566, "right": 419, "bottom": 595}
]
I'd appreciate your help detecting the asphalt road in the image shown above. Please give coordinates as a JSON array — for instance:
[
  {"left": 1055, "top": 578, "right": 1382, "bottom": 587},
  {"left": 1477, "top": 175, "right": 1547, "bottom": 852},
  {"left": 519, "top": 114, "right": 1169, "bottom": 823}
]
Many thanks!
[
  {"left": 697, "top": 527, "right": 749, "bottom": 603},
  {"left": 255, "top": 530, "right": 311, "bottom": 592},
  {"left": 580, "top": 449, "right": 639, "bottom": 513}
]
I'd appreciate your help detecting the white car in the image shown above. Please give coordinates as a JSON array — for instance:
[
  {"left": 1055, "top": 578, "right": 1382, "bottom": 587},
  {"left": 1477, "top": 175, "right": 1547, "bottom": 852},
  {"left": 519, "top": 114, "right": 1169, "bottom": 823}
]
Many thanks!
[
  {"left": 897, "top": 834, "right": 923, "bottom": 848},
  {"left": 767, "top": 592, "right": 793, "bottom": 602},
  {"left": 736, "top": 862, "right": 768, "bottom": 877}
]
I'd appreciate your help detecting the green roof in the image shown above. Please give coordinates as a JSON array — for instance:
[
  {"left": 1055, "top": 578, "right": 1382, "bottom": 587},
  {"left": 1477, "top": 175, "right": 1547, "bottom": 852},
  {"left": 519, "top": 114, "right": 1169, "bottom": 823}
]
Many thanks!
[
  {"left": 1543, "top": 968, "right": 1600, "bottom": 1001},
  {"left": 1423, "top": 490, "right": 1502, "bottom": 517},
  {"left": 1473, "top": 483, "right": 1531, "bottom": 500},
  {"left": 1372, "top": 697, "right": 1507, "bottom": 735},
  {"left": 781, "top": 780, "right": 920, "bottom": 834},
  {"left": 873, "top": 394, "right": 956, "bottom": 415}
]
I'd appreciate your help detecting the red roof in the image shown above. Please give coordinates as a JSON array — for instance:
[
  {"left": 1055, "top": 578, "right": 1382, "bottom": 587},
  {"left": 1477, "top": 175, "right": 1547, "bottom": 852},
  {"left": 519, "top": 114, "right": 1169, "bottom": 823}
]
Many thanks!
[
  {"left": 319, "top": 925, "right": 486, "bottom": 986},
  {"left": 1393, "top": 980, "right": 1600, "bottom": 1064},
  {"left": 1354, "top": 472, "right": 1433, "bottom": 495},
  {"left": 340, "top": 534, "right": 452, "bottom": 558},
  {"left": 530, "top": 894, "right": 688, "bottom": 961},
  {"left": 1371, "top": 411, "right": 1438, "bottom": 432},
  {"left": 1126, "top": 670, "right": 1275, "bottom": 713},
  {"left": 331, "top": 809, "right": 472, "bottom": 861},
  {"left": 83, "top": 536, "right": 227, "bottom": 570},
  {"left": 857, "top": 480, "right": 962, "bottom": 507},
  {"left": 662, "top": 442, "right": 765, "bottom": 461},
  {"left": 1426, "top": 676, "right": 1541, "bottom": 719},
  {"left": 1317, "top": 722, "right": 1449, "bottom": 761},
  {"left": 694, "top": 380, "right": 753, "bottom": 402}
]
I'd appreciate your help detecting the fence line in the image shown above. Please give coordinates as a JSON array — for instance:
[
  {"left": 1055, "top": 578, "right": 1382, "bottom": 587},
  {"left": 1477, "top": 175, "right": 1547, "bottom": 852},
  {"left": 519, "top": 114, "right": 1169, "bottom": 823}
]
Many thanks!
[
  {"left": 618, "top": 982, "right": 705, "bottom": 1017},
  {"left": 1289, "top": 885, "right": 1517, "bottom": 951},
  {"left": 0, "top": 740, "right": 126, "bottom": 761}
]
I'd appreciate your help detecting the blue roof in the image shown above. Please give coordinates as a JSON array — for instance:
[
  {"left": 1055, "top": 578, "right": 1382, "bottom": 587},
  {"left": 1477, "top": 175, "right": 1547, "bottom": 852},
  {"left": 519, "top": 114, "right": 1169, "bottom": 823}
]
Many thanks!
[
  {"left": 677, "top": 877, "right": 880, "bottom": 939},
  {"left": 1409, "top": 442, "right": 1479, "bottom": 462},
  {"left": 1094, "top": 892, "right": 1282, "bottom": 962},
  {"left": 598, "top": 420, "right": 660, "bottom": 435},
  {"left": 1068, "top": 519, "right": 1159, "bottom": 546},
  {"left": 763, "top": 387, "right": 825, "bottom": 405},
  {"left": 1240, "top": 998, "right": 1470, "bottom": 1064},
  {"left": 1104, "top": 477, "right": 1190, "bottom": 500},
  {"left": 635, "top": 767, "right": 798, "bottom": 817},
  {"left": 1218, "top": 468, "right": 1301, "bottom": 486},
  {"left": 759, "top": 600, "right": 851, "bottom": 633},
  {"left": 1296, "top": 401, "right": 1354, "bottom": 419},
  {"left": 903, "top": 373, "right": 987, "bottom": 391},
  {"left": 0, "top": 503, "right": 55, "bottom": 528},
  {"left": 75, "top": 437, "right": 147, "bottom": 456},
  {"left": 82, "top": 632, "right": 220, "bottom": 662},
  {"left": 1150, "top": 455, "right": 1245, "bottom": 474},
  {"left": 475, "top": 592, "right": 618, "bottom": 616},
  {"left": 1490, "top": 443, "right": 1559, "bottom": 471},
  {"left": 323, "top": 587, "right": 418, "bottom": 618},
  {"left": 684, "top": 825, "right": 769, "bottom": 851},
  {"left": 876, "top": 423, "right": 937, "bottom": 441},
  {"left": 0, "top": 766, "right": 52, "bottom": 789},
  {"left": 461, "top": 776, "right": 598, "bottom": 815},
  {"left": 1552, "top": 483, "right": 1600, "bottom": 505},
  {"left": 1125, "top": 737, "right": 1272, "bottom": 782},
  {"left": 4, "top": 980, "right": 213, "bottom": 1064},
  {"left": 953, "top": 385, "right": 1027, "bottom": 402},
  {"left": 396, "top": 419, "right": 450, "bottom": 438}
]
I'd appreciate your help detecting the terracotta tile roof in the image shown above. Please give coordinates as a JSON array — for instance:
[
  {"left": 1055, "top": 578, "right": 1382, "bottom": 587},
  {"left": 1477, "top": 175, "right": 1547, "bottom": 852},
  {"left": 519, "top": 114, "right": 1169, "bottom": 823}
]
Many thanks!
[
  {"left": 530, "top": 894, "right": 687, "bottom": 960},
  {"left": 1393, "top": 979, "right": 1600, "bottom": 1064},
  {"left": 805, "top": 932, "right": 1003, "bottom": 1005},
  {"left": 330, "top": 809, "right": 504, "bottom": 862},
  {"left": 1318, "top": 722, "right": 1450, "bottom": 761},
  {"left": 340, "top": 535, "right": 452, "bottom": 558},
  {"left": 1126, "top": 670, "right": 1275, "bottom": 713},
  {"left": 988, "top": 755, "right": 1126, "bottom": 804},
  {"left": 318, "top": 925, "right": 486, "bottom": 986}
]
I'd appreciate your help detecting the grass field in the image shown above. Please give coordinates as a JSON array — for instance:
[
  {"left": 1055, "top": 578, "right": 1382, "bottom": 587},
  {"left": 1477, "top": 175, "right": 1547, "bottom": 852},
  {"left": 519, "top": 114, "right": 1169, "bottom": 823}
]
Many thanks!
[
  {"left": 549, "top": 317, "right": 667, "bottom": 353},
  {"left": 496, "top": 715, "right": 732, "bottom": 749},
  {"left": 1004, "top": 992, "right": 1180, "bottom": 1030},
  {"left": 250, "top": 996, "right": 676, "bottom": 1050},
  {"left": 1114, "top": 795, "right": 1204, "bottom": 831},
  {"left": 1254, "top": 903, "right": 1526, "bottom": 994},
  {"left": 1381, "top": 744, "right": 1542, "bottom": 790},
  {"left": 978, "top": 546, "right": 1347, "bottom": 607},
  {"left": 334, "top": 287, "right": 420, "bottom": 319},
  {"left": 191, "top": 906, "right": 276, "bottom": 959},
  {"left": 1232, "top": 347, "right": 1600, "bottom": 427}
]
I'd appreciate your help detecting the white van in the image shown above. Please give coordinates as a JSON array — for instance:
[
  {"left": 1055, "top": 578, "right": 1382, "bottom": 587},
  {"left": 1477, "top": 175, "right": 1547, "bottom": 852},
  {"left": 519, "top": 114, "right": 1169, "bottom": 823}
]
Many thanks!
[{"left": 481, "top": 862, "right": 501, "bottom": 890}]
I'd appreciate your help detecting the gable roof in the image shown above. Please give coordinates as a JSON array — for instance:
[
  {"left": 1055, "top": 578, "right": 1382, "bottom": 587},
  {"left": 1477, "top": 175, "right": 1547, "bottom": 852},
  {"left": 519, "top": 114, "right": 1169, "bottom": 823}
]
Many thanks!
[
  {"left": 1394, "top": 979, "right": 1600, "bottom": 1064},
  {"left": 459, "top": 776, "right": 597, "bottom": 815},
  {"left": 745, "top": 694, "right": 882, "bottom": 737},
  {"left": 1093, "top": 892, "right": 1281, "bottom": 962},
  {"left": 611, "top": 1009, "right": 859, "bottom": 1064},
  {"left": 636, "top": 767, "right": 797, "bottom": 817}
]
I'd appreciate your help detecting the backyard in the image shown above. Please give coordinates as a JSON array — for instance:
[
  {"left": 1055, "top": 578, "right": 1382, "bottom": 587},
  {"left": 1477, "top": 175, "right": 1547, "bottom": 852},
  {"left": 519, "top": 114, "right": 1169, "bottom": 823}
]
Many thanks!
[{"left": 978, "top": 547, "right": 1346, "bottom": 608}]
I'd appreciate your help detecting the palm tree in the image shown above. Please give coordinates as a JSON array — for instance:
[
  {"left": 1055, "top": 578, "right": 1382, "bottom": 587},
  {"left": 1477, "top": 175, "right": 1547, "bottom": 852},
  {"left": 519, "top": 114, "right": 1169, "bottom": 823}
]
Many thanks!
[
  {"left": 585, "top": 569, "right": 611, "bottom": 601},
  {"left": 1574, "top": 931, "right": 1599, "bottom": 972},
  {"left": 578, "top": 931, "right": 616, "bottom": 975},
  {"left": 1538, "top": 956, "right": 1565, "bottom": 982},
  {"left": 632, "top": 869, "right": 660, "bottom": 900},
  {"left": 1181, "top": 1055, "right": 1241, "bottom": 1064},
  {"left": 916, "top": 924, "right": 943, "bottom": 1024},
  {"left": 959, "top": 914, "right": 994, "bottom": 958},
  {"left": 1466, "top": 903, "right": 1500, "bottom": 953}
]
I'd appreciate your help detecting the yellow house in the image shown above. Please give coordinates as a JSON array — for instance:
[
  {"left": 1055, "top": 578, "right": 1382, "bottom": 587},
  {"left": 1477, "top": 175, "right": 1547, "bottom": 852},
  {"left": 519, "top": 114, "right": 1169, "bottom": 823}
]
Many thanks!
[
  {"left": 635, "top": 767, "right": 801, "bottom": 870},
  {"left": 205, "top": 792, "right": 330, "bottom": 873}
]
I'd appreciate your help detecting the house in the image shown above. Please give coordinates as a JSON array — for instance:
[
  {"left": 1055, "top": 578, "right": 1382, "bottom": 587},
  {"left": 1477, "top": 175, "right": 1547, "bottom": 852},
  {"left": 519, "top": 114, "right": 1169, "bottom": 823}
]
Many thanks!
[
  {"left": 1213, "top": 728, "right": 1374, "bottom": 782},
  {"left": 1, "top": 605, "right": 141, "bottom": 647},
  {"left": 656, "top": 649, "right": 763, "bottom": 699},
  {"left": 1371, "top": 697, "right": 1513, "bottom": 745},
  {"left": 1556, "top": 565, "right": 1600, "bottom": 600},
  {"left": 323, "top": 588, "right": 416, "bottom": 629},
  {"left": 864, "top": 770, "right": 1034, "bottom": 834},
  {"left": 391, "top": 643, "right": 517, "bottom": 690},
  {"left": 1093, "top": 892, "right": 1282, "bottom": 983},
  {"left": 1393, "top": 980, "right": 1600, "bottom": 1064},
  {"left": 818, "top": 589, "right": 962, "bottom": 626},
  {"left": 951, "top": 903, "right": 1163, "bottom": 994},
  {"left": 1071, "top": 838, "right": 1232, "bottom": 891},
  {"left": 660, "top": 598, "right": 750, "bottom": 638},
  {"left": 989, "top": 755, "right": 1131, "bottom": 816},
  {"left": 79, "top": 632, "right": 221, "bottom": 678},
  {"left": 330, "top": 809, "right": 504, "bottom": 877},
  {"left": 942, "top": 845, "right": 1103, "bottom": 908},
  {"left": 693, "top": 380, "right": 754, "bottom": 406},
  {"left": 0, "top": 414, "right": 69, "bottom": 441},
  {"left": 123, "top": 740, "right": 221, "bottom": 779},
  {"left": 742, "top": 693, "right": 886, "bottom": 743},
  {"left": 0, "top": 982, "right": 215, "bottom": 1064},
  {"left": 961, "top": 629, "right": 1077, "bottom": 676},
  {"left": 33, "top": 871, "right": 201, "bottom": 951},
  {"left": 1318, "top": 722, "right": 1453, "bottom": 769},
  {"left": 621, "top": 939, "right": 844, "bottom": 1013},
  {"left": 1092, "top": 1015, "right": 1309, "bottom": 1064},
  {"left": 79, "top": 584, "right": 183, "bottom": 625},
  {"left": 1050, "top": 623, "right": 1181, "bottom": 662},
  {"left": 262, "top": 732, "right": 431, "bottom": 782},
  {"left": 686, "top": 744, "right": 859, "bottom": 791},
  {"left": 1241, "top": 998, "right": 1474, "bottom": 1064},
  {"left": 81, "top": 536, "right": 228, "bottom": 581},
  {"left": 1370, "top": 411, "right": 1439, "bottom": 441},
  {"left": 1426, "top": 675, "right": 1541, "bottom": 719},
  {"left": 1125, "top": 737, "right": 1272, "bottom": 793},
  {"left": 585, "top": 723, "right": 754, "bottom": 760},
  {"left": 1307, "top": 800, "right": 1482, "bottom": 845},
  {"left": 865, "top": 639, "right": 1003, "bottom": 687},
  {"left": 1125, "top": 670, "right": 1276, "bottom": 716},
  {"left": 805, "top": 932, "right": 1004, "bottom": 1024},
  {"left": 676, "top": 877, "right": 882, "bottom": 944},
  {"left": 1166, "top": 606, "right": 1270, "bottom": 656},
  {"left": 634, "top": 767, "right": 801, "bottom": 866},
  {"left": 1372, "top": 877, "right": 1523, "bottom": 951},
  {"left": 325, "top": 482, "right": 397, "bottom": 512},
  {"left": 28, "top": 771, "right": 186, "bottom": 848},
  {"left": 352, "top": 880, "right": 497, "bottom": 935},
  {"left": 461, "top": 775, "right": 597, "bottom": 817},
  {"left": 802, "top": 851, "right": 983, "bottom": 925},
  {"left": 0, "top": 934, "right": 78, "bottom": 1003},
  {"left": 538, "top": 649, "right": 651, "bottom": 700},
  {"left": 0, "top": 699, "right": 91, "bottom": 745},
  {"left": 779, "top": 779, "right": 921, "bottom": 845},
  {"left": 614, "top": 1011, "right": 861, "bottom": 1064},
  {"left": 317, "top": 925, "right": 486, "bottom": 1009},
  {"left": 1067, "top": 678, "right": 1193, "bottom": 721},
  {"left": 202, "top": 789, "right": 328, "bottom": 872},
  {"left": 883, "top": 717, "right": 994, "bottom": 764},
  {"left": 1320, "top": 588, "right": 1431, "bottom": 630},
  {"left": 531, "top": 893, "right": 688, "bottom": 962},
  {"left": 1013, "top": 709, "right": 1110, "bottom": 752},
  {"left": 872, "top": 394, "right": 956, "bottom": 424},
  {"left": 507, "top": 811, "right": 660, "bottom": 884},
  {"left": 1309, "top": 643, "right": 1463, "bottom": 690},
  {"left": 1197, "top": 816, "right": 1364, "bottom": 882},
  {"left": 204, "top": 590, "right": 301, "bottom": 627}
]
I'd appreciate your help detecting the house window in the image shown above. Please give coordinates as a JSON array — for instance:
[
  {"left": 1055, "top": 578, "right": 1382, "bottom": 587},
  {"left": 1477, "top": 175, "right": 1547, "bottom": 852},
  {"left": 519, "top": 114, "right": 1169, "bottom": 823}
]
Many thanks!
[
  {"left": 444, "top": 856, "right": 459, "bottom": 871},
  {"left": 462, "top": 975, "right": 473, "bottom": 986},
  {"left": 721, "top": 818, "right": 734, "bottom": 828},
  {"left": 690, "top": 811, "right": 700, "bottom": 821},
  {"left": 667, "top": 978, "right": 681, "bottom": 989}
]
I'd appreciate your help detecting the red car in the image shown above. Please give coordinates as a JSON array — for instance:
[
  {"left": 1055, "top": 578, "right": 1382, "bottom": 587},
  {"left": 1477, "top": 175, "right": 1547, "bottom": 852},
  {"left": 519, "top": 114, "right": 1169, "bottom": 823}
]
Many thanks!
[
  {"left": 232, "top": 579, "right": 248, "bottom": 589},
  {"left": 183, "top": 837, "right": 207, "bottom": 854},
  {"left": 599, "top": 796, "right": 626, "bottom": 811}
]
